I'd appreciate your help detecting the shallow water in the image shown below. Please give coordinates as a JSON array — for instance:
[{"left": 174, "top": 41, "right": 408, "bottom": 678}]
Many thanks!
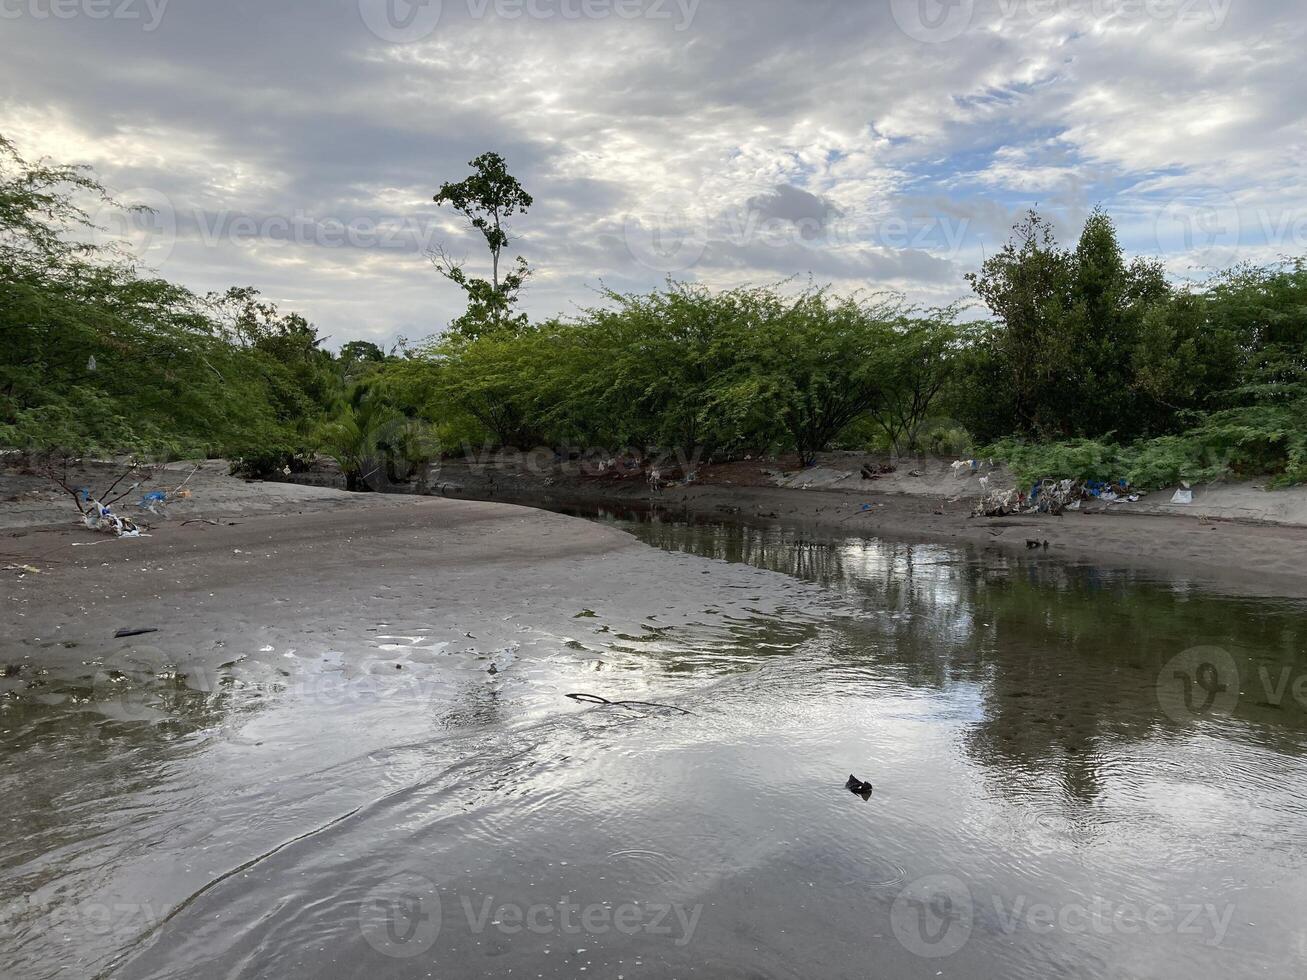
[{"left": 4, "top": 511, "right": 1307, "bottom": 979}]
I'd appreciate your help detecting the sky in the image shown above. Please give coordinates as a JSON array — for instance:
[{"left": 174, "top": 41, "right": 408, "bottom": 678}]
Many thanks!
[{"left": 2, "top": 0, "right": 1304, "bottom": 349}]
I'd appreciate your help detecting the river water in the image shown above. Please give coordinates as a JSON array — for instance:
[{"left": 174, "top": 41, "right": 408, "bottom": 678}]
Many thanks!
[{"left": 4, "top": 510, "right": 1307, "bottom": 979}]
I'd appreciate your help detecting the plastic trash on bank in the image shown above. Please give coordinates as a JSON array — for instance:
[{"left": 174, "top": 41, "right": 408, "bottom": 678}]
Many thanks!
[
  {"left": 84, "top": 498, "right": 141, "bottom": 537},
  {"left": 139, "top": 490, "right": 169, "bottom": 516}
]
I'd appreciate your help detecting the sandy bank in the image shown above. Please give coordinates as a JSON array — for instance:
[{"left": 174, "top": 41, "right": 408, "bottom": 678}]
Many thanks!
[
  {"left": 5, "top": 454, "right": 1307, "bottom": 600},
  {"left": 1, "top": 486, "right": 828, "bottom": 714},
  {"left": 416, "top": 451, "right": 1307, "bottom": 599}
]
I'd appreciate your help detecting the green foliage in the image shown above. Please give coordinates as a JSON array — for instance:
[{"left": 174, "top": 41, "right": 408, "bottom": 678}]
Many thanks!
[
  {"left": 961, "top": 210, "right": 1306, "bottom": 487},
  {"left": 987, "top": 400, "right": 1307, "bottom": 491},
  {"left": 340, "top": 340, "right": 385, "bottom": 364},
  {"left": 962, "top": 208, "right": 1171, "bottom": 440},
  {"left": 416, "top": 282, "right": 959, "bottom": 465},
  {"left": 0, "top": 133, "right": 378, "bottom": 465},
  {"left": 6, "top": 135, "right": 1304, "bottom": 493},
  {"left": 431, "top": 152, "right": 534, "bottom": 337},
  {"left": 316, "top": 382, "right": 440, "bottom": 491}
]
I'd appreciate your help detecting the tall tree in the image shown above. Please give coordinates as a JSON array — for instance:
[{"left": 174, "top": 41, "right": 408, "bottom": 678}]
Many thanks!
[
  {"left": 431, "top": 152, "right": 534, "bottom": 337},
  {"left": 965, "top": 208, "right": 1171, "bottom": 440}
]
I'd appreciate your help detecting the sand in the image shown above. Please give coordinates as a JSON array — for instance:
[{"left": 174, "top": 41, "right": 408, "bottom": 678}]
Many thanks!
[
  {"left": 4, "top": 453, "right": 1307, "bottom": 604},
  {"left": 1, "top": 477, "right": 830, "bottom": 707},
  {"left": 413, "top": 452, "right": 1307, "bottom": 599}
]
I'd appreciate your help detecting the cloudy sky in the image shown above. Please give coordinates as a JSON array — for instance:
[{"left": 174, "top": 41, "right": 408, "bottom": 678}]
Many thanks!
[{"left": 3, "top": 0, "right": 1304, "bottom": 347}]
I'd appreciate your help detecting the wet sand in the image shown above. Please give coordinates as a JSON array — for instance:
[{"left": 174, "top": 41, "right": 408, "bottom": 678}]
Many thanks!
[{"left": 4, "top": 492, "right": 827, "bottom": 699}]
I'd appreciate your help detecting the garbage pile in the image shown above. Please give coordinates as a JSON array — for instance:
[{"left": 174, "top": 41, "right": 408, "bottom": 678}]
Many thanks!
[
  {"left": 973, "top": 477, "right": 1140, "bottom": 518},
  {"left": 44, "top": 459, "right": 200, "bottom": 538},
  {"left": 82, "top": 496, "right": 142, "bottom": 537}
]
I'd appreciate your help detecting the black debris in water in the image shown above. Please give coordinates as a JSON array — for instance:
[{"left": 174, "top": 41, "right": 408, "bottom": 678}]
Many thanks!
[
  {"left": 845, "top": 774, "right": 873, "bottom": 801},
  {"left": 114, "top": 628, "right": 159, "bottom": 638}
]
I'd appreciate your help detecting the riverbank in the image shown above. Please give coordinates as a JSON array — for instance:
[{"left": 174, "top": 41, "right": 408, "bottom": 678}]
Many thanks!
[
  {"left": 420, "top": 452, "right": 1307, "bottom": 599},
  {"left": 5, "top": 455, "right": 1307, "bottom": 598}
]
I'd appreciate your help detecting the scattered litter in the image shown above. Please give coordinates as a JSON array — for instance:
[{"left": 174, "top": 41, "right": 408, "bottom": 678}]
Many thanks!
[
  {"left": 845, "top": 774, "right": 873, "bottom": 801},
  {"left": 114, "top": 628, "right": 159, "bottom": 638},
  {"left": 45, "top": 459, "right": 151, "bottom": 535},
  {"left": 136, "top": 464, "right": 200, "bottom": 518},
  {"left": 861, "top": 462, "right": 895, "bottom": 480},
  {"left": 4, "top": 563, "right": 41, "bottom": 575},
  {"left": 138, "top": 490, "right": 169, "bottom": 516},
  {"left": 566, "top": 692, "right": 691, "bottom": 716},
  {"left": 1172, "top": 484, "right": 1194, "bottom": 505},
  {"left": 951, "top": 459, "right": 979, "bottom": 478},
  {"left": 974, "top": 476, "right": 1139, "bottom": 518},
  {"left": 1025, "top": 539, "right": 1049, "bottom": 550}
]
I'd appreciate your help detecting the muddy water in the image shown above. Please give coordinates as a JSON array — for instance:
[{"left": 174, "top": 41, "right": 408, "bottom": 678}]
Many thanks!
[{"left": 4, "top": 513, "right": 1307, "bottom": 979}]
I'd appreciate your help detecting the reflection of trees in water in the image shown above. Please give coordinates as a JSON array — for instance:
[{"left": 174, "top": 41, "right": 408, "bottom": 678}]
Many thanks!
[{"left": 623, "top": 515, "right": 1307, "bottom": 806}]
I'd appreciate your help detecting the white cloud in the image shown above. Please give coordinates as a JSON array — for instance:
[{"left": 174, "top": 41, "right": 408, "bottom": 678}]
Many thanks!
[{"left": 1, "top": 0, "right": 1303, "bottom": 346}]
